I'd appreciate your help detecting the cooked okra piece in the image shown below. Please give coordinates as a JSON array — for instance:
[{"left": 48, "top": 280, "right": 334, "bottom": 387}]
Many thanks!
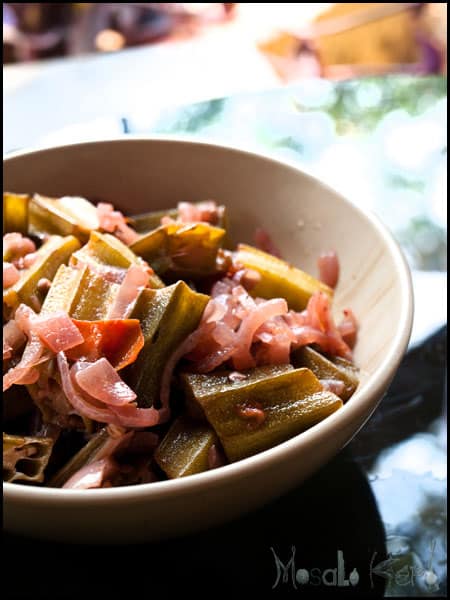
[
  {"left": 72, "top": 230, "right": 164, "bottom": 289},
  {"left": 39, "top": 263, "right": 88, "bottom": 315},
  {"left": 70, "top": 268, "right": 120, "bottom": 321},
  {"left": 3, "top": 433, "right": 54, "bottom": 484},
  {"left": 182, "top": 364, "right": 294, "bottom": 418},
  {"left": 3, "top": 235, "right": 81, "bottom": 316},
  {"left": 41, "top": 261, "right": 127, "bottom": 321},
  {"left": 29, "top": 194, "right": 99, "bottom": 242},
  {"left": 3, "top": 192, "right": 30, "bottom": 235},
  {"left": 181, "top": 365, "right": 343, "bottom": 462},
  {"left": 291, "top": 346, "right": 359, "bottom": 401},
  {"left": 130, "top": 222, "right": 226, "bottom": 279},
  {"left": 130, "top": 203, "right": 228, "bottom": 234},
  {"left": 130, "top": 208, "right": 178, "bottom": 233},
  {"left": 154, "top": 415, "right": 218, "bottom": 478},
  {"left": 332, "top": 355, "right": 360, "bottom": 381},
  {"left": 234, "top": 244, "right": 333, "bottom": 311},
  {"left": 125, "top": 281, "right": 209, "bottom": 408},
  {"left": 73, "top": 230, "right": 139, "bottom": 268},
  {"left": 47, "top": 428, "right": 109, "bottom": 488}
]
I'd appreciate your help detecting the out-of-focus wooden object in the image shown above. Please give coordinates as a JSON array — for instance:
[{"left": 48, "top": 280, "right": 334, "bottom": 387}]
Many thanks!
[
  {"left": 259, "top": 3, "right": 446, "bottom": 80},
  {"left": 314, "top": 3, "right": 420, "bottom": 66}
]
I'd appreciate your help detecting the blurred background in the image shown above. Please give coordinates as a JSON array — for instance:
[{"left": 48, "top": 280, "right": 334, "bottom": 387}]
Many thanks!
[
  {"left": 3, "top": 3, "right": 447, "bottom": 152},
  {"left": 3, "top": 4, "right": 448, "bottom": 282},
  {"left": 3, "top": 3, "right": 447, "bottom": 77}
]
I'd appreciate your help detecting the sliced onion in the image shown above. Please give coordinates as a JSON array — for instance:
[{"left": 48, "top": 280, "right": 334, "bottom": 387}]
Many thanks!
[
  {"left": 231, "top": 298, "right": 288, "bottom": 370},
  {"left": 97, "top": 203, "right": 139, "bottom": 245},
  {"left": 320, "top": 378, "right": 346, "bottom": 396},
  {"left": 317, "top": 250, "right": 339, "bottom": 288},
  {"left": 338, "top": 308, "right": 358, "bottom": 349},
  {"left": 107, "top": 265, "right": 149, "bottom": 319},
  {"left": 57, "top": 353, "right": 121, "bottom": 425},
  {"left": 3, "top": 335, "right": 50, "bottom": 391},
  {"left": 63, "top": 458, "right": 117, "bottom": 489},
  {"left": 3, "top": 262, "right": 20, "bottom": 288},
  {"left": 74, "top": 358, "right": 136, "bottom": 406},
  {"left": 3, "top": 233, "right": 36, "bottom": 260},
  {"left": 110, "top": 403, "right": 167, "bottom": 428}
]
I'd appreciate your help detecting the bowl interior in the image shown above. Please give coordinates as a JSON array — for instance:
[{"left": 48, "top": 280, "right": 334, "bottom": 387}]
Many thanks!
[
  {"left": 4, "top": 138, "right": 412, "bottom": 391},
  {"left": 3, "top": 138, "right": 414, "bottom": 542}
]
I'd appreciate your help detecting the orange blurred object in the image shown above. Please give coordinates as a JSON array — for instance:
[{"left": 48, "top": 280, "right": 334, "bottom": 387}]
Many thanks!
[
  {"left": 258, "top": 3, "right": 446, "bottom": 80},
  {"left": 95, "top": 28, "right": 126, "bottom": 52}
]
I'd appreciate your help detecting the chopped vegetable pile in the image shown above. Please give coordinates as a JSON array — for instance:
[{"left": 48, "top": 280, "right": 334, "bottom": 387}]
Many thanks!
[{"left": 3, "top": 192, "right": 358, "bottom": 489}]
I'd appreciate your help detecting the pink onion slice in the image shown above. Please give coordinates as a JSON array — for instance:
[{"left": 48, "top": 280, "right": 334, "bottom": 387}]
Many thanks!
[
  {"left": 107, "top": 265, "right": 149, "bottom": 319},
  {"left": 57, "top": 353, "right": 121, "bottom": 425},
  {"left": 3, "top": 335, "right": 50, "bottom": 391},
  {"left": 63, "top": 458, "right": 117, "bottom": 489},
  {"left": 317, "top": 250, "right": 339, "bottom": 288},
  {"left": 3, "top": 262, "right": 20, "bottom": 288},
  {"left": 74, "top": 358, "right": 136, "bottom": 407}
]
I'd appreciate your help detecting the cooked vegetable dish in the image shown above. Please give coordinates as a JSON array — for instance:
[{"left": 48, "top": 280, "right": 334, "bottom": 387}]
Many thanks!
[{"left": 3, "top": 193, "right": 359, "bottom": 489}]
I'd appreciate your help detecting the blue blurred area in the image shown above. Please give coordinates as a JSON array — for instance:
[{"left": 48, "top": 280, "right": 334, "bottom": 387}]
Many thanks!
[{"left": 128, "top": 76, "right": 447, "bottom": 273}]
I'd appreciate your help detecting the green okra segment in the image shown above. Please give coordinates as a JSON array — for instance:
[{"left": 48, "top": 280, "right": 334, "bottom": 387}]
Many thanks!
[
  {"left": 29, "top": 194, "right": 100, "bottom": 242},
  {"left": 73, "top": 230, "right": 140, "bottom": 269},
  {"left": 333, "top": 355, "right": 360, "bottom": 382},
  {"left": 3, "top": 433, "right": 54, "bottom": 484},
  {"left": 154, "top": 415, "right": 218, "bottom": 478},
  {"left": 3, "top": 192, "right": 30, "bottom": 235},
  {"left": 234, "top": 244, "right": 333, "bottom": 311},
  {"left": 125, "top": 281, "right": 209, "bottom": 408},
  {"left": 72, "top": 230, "right": 164, "bottom": 289},
  {"left": 181, "top": 365, "right": 343, "bottom": 462},
  {"left": 71, "top": 268, "right": 121, "bottom": 321},
  {"left": 130, "top": 222, "right": 226, "bottom": 280},
  {"left": 291, "top": 346, "right": 359, "bottom": 401},
  {"left": 130, "top": 208, "right": 179, "bottom": 233},
  {"left": 40, "top": 263, "right": 88, "bottom": 315},
  {"left": 47, "top": 428, "right": 110, "bottom": 488},
  {"left": 130, "top": 203, "right": 228, "bottom": 234},
  {"left": 41, "top": 262, "right": 123, "bottom": 320},
  {"left": 3, "top": 235, "right": 81, "bottom": 316}
]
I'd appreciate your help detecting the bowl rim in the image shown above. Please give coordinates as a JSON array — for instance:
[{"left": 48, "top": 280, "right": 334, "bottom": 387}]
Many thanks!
[{"left": 3, "top": 135, "right": 414, "bottom": 506}]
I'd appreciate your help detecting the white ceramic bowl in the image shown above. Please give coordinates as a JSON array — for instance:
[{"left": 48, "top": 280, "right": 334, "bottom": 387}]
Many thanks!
[{"left": 3, "top": 138, "right": 413, "bottom": 543}]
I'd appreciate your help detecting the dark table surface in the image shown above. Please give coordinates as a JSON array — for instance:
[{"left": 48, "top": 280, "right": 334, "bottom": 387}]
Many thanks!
[
  {"left": 4, "top": 326, "right": 447, "bottom": 599},
  {"left": 4, "top": 75, "right": 447, "bottom": 598}
]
